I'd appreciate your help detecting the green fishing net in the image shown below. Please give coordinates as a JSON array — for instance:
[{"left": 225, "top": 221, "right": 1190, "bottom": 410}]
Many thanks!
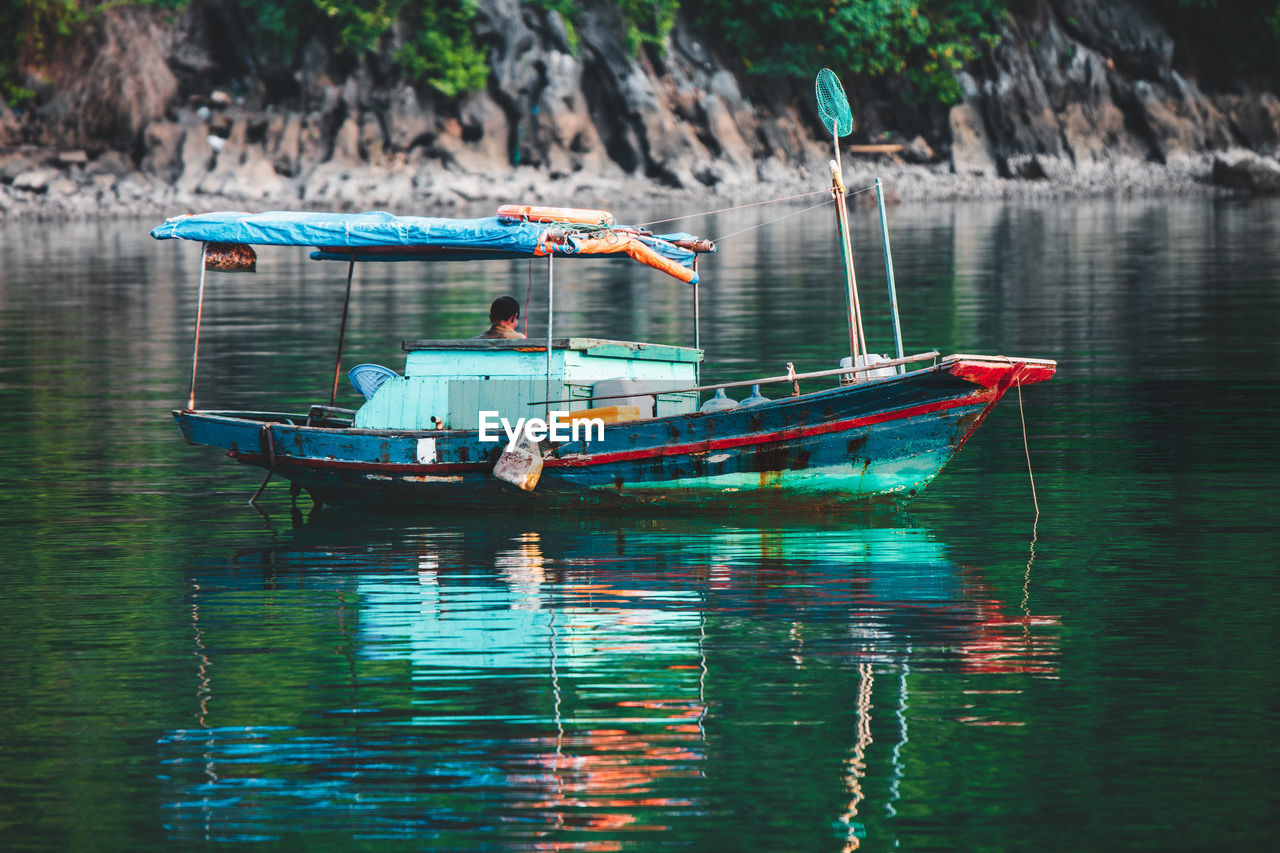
[{"left": 815, "top": 68, "right": 853, "bottom": 138}]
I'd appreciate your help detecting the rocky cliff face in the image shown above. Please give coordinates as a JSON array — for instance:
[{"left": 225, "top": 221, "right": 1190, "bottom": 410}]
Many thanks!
[
  {"left": 2, "top": 0, "right": 1279, "bottom": 218},
  {"left": 951, "top": 0, "right": 1280, "bottom": 180}
]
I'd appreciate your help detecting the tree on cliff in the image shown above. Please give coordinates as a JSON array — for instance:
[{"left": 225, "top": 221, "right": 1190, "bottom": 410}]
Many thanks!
[
  {"left": 0, "top": 0, "right": 489, "bottom": 107},
  {"left": 2, "top": 0, "right": 1278, "bottom": 164},
  {"left": 1, "top": 0, "right": 1016, "bottom": 109}
]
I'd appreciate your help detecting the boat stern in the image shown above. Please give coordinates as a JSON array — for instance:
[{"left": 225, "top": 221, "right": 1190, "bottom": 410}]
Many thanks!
[{"left": 173, "top": 409, "right": 295, "bottom": 460}]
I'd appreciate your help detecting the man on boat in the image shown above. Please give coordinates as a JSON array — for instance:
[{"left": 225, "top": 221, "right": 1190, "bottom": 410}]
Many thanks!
[{"left": 477, "top": 296, "right": 526, "bottom": 339}]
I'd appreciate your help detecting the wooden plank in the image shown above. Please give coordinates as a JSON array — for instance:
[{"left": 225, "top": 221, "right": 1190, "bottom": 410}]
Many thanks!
[
  {"left": 402, "top": 337, "right": 702, "bottom": 362},
  {"left": 403, "top": 338, "right": 565, "bottom": 352},
  {"left": 581, "top": 341, "right": 702, "bottom": 363},
  {"left": 847, "top": 144, "right": 904, "bottom": 154}
]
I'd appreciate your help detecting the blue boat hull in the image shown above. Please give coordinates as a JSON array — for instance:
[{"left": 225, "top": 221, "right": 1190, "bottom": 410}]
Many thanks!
[{"left": 174, "top": 356, "right": 1054, "bottom": 509}]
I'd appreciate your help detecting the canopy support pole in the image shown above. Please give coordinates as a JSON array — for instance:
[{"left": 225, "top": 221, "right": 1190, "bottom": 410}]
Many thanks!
[
  {"left": 875, "top": 178, "right": 905, "bottom": 372},
  {"left": 546, "top": 254, "right": 554, "bottom": 419},
  {"left": 187, "top": 243, "right": 209, "bottom": 410},
  {"left": 329, "top": 256, "right": 356, "bottom": 407}
]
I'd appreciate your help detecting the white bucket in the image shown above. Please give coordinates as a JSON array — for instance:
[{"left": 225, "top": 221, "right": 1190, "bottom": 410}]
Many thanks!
[{"left": 839, "top": 354, "right": 896, "bottom": 385}]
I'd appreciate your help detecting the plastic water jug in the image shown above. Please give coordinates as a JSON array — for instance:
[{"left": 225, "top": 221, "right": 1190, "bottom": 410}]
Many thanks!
[
  {"left": 700, "top": 388, "right": 738, "bottom": 412},
  {"left": 740, "top": 384, "right": 770, "bottom": 406}
]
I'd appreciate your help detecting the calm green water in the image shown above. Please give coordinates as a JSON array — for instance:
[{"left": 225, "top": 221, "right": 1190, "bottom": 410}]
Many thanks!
[{"left": 1, "top": 197, "right": 1277, "bottom": 850}]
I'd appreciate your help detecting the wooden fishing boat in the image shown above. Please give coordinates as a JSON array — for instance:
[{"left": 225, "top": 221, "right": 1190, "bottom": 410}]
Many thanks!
[
  {"left": 155, "top": 68, "right": 1055, "bottom": 511},
  {"left": 153, "top": 196, "right": 1053, "bottom": 510}
]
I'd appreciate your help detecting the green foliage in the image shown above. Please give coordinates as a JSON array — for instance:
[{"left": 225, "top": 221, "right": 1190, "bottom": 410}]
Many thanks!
[
  {"left": 0, "top": 0, "right": 1005, "bottom": 108},
  {"left": 237, "top": 0, "right": 315, "bottom": 66},
  {"left": 4, "top": 0, "right": 1273, "bottom": 115},
  {"left": 526, "top": 0, "right": 575, "bottom": 18},
  {"left": 0, "top": 0, "right": 488, "bottom": 102},
  {"left": 686, "top": 0, "right": 1008, "bottom": 104},
  {"left": 396, "top": 0, "right": 488, "bottom": 97},
  {"left": 525, "top": 0, "right": 580, "bottom": 54},
  {"left": 618, "top": 0, "right": 681, "bottom": 55},
  {"left": 235, "top": 0, "right": 490, "bottom": 97},
  {"left": 0, "top": 0, "right": 85, "bottom": 104},
  {"left": 248, "top": 0, "right": 488, "bottom": 96},
  {"left": 524, "top": 0, "right": 678, "bottom": 57},
  {"left": 0, "top": 0, "right": 186, "bottom": 104}
]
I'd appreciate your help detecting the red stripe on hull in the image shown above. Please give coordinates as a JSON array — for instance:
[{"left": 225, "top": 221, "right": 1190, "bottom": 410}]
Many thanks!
[
  {"left": 546, "top": 390, "right": 995, "bottom": 468},
  {"left": 230, "top": 387, "right": 998, "bottom": 474}
]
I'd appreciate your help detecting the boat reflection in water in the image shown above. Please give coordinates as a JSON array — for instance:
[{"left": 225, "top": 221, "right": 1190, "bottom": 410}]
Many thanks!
[
  {"left": 159, "top": 517, "right": 1059, "bottom": 848},
  {"left": 360, "top": 535, "right": 708, "bottom": 836}
]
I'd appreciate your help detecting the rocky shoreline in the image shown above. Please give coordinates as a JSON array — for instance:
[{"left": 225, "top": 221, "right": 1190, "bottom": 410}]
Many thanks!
[
  {"left": 2, "top": 0, "right": 1280, "bottom": 222},
  {"left": 6, "top": 143, "right": 1275, "bottom": 225}
]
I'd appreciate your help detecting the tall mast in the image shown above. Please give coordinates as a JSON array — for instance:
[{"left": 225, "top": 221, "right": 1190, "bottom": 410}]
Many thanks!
[
  {"left": 831, "top": 159, "right": 867, "bottom": 365},
  {"left": 815, "top": 68, "right": 867, "bottom": 365}
]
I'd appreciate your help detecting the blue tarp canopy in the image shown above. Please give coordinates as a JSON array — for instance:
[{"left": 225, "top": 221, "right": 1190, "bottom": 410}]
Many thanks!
[{"left": 150, "top": 210, "right": 710, "bottom": 283}]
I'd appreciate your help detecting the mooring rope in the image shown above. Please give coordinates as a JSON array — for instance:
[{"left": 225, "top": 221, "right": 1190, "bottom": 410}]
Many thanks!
[
  {"left": 1014, "top": 372, "right": 1040, "bottom": 640},
  {"left": 1015, "top": 375, "right": 1039, "bottom": 517},
  {"left": 1022, "top": 513, "right": 1038, "bottom": 634}
]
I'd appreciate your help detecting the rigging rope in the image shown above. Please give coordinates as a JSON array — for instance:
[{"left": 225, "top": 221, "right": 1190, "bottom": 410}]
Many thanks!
[
  {"left": 706, "top": 185, "right": 877, "bottom": 245},
  {"left": 637, "top": 188, "right": 832, "bottom": 229},
  {"left": 710, "top": 196, "right": 832, "bottom": 244}
]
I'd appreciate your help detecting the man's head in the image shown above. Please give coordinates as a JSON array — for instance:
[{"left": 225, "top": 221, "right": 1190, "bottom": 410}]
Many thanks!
[{"left": 490, "top": 296, "right": 520, "bottom": 327}]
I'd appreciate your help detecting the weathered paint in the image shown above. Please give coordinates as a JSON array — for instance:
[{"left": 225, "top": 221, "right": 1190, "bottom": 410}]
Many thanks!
[{"left": 174, "top": 356, "right": 1054, "bottom": 509}]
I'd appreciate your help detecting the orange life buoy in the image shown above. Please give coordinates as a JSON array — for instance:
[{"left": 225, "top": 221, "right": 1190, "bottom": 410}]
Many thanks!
[{"left": 496, "top": 204, "right": 615, "bottom": 227}]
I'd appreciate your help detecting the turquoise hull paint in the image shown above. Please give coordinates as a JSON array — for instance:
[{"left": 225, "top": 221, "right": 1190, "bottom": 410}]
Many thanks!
[{"left": 612, "top": 451, "right": 953, "bottom": 500}]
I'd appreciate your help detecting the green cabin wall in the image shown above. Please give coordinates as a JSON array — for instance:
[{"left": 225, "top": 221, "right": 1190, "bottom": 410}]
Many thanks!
[{"left": 353, "top": 339, "right": 700, "bottom": 430}]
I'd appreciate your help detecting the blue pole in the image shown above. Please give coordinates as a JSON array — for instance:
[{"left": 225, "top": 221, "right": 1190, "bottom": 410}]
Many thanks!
[
  {"left": 546, "top": 254, "right": 554, "bottom": 419},
  {"left": 875, "top": 178, "right": 905, "bottom": 372}
]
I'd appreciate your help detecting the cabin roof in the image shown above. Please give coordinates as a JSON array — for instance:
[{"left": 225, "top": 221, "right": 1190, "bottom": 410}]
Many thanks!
[{"left": 401, "top": 338, "right": 703, "bottom": 363}]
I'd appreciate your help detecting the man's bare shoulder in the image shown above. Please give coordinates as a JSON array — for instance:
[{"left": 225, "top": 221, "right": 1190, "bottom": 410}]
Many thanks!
[{"left": 476, "top": 327, "right": 526, "bottom": 339}]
